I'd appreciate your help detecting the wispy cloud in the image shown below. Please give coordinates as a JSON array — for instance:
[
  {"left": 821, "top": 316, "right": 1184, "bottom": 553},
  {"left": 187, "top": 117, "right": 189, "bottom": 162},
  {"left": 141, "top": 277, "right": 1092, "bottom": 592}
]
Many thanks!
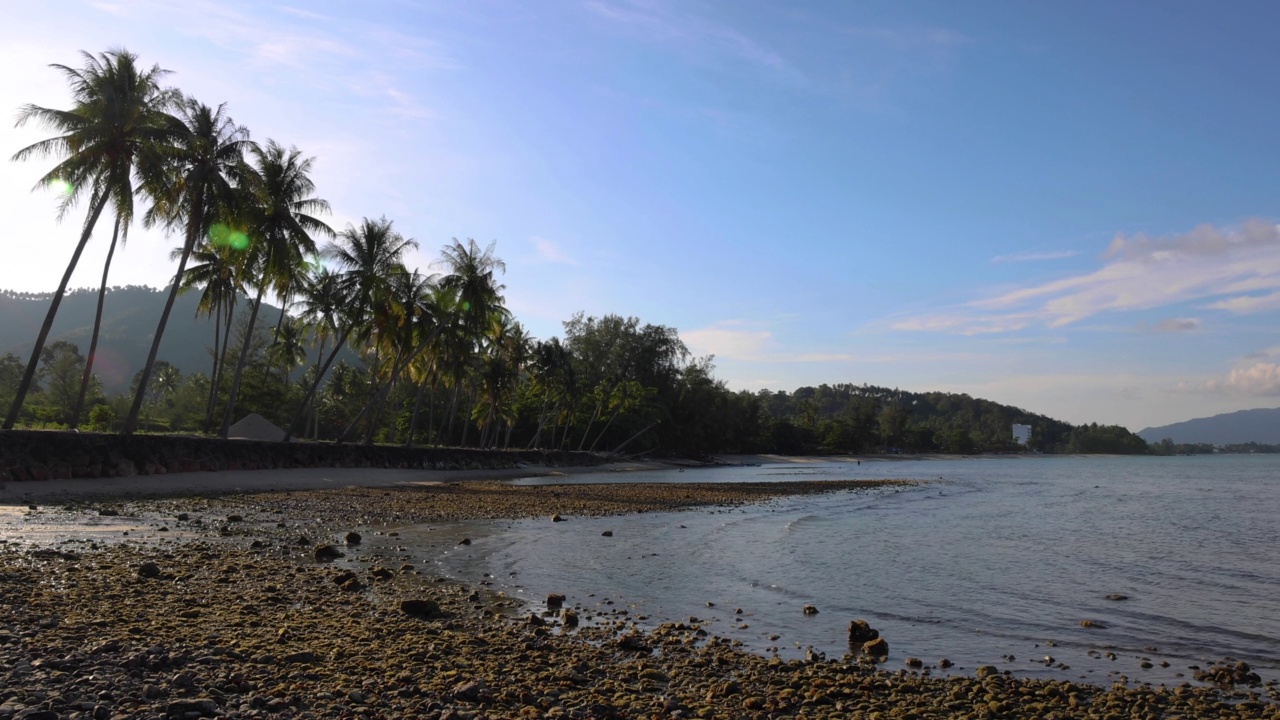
[
  {"left": 990, "top": 249, "right": 1078, "bottom": 264},
  {"left": 530, "top": 237, "right": 578, "bottom": 266},
  {"left": 895, "top": 219, "right": 1280, "bottom": 334},
  {"left": 584, "top": 0, "right": 799, "bottom": 81},
  {"left": 681, "top": 321, "right": 855, "bottom": 363},
  {"left": 1149, "top": 317, "right": 1201, "bottom": 333}
]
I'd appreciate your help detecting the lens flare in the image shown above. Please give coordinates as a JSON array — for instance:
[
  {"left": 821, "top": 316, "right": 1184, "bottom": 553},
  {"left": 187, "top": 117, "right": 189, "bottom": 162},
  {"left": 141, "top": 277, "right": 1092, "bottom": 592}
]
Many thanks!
[
  {"left": 51, "top": 179, "right": 74, "bottom": 195},
  {"left": 209, "top": 223, "right": 250, "bottom": 251}
]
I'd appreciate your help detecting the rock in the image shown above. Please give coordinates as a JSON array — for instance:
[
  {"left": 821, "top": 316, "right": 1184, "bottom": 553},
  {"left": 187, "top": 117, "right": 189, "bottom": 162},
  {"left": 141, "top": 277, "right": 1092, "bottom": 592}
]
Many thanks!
[
  {"left": 1106, "top": 593, "right": 1129, "bottom": 601},
  {"left": 939, "top": 658, "right": 954, "bottom": 668},
  {"left": 601, "top": 530, "right": 613, "bottom": 537},
  {"left": 848, "top": 619, "right": 879, "bottom": 644},
  {"left": 345, "top": 531, "right": 362, "bottom": 545},
  {"left": 370, "top": 566, "right": 395, "bottom": 580},
  {"left": 1079, "top": 619, "right": 1105, "bottom": 628},
  {"left": 295, "top": 535, "right": 311, "bottom": 546},
  {"left": 281, "top": 651, "right": 319, "bottom": 664},
  {"left": 458, "top": 537, "right": 472, "bottom": 546},
  {"left": 975, "top": 665, "right": 1000, "bottom": 678},
  {"left": 546, "top": 593, "right": 566, "bottom": 609},
  {"left": 862, "top": 637, "right": 889, "bottom": 656},
  {"left": 527, "top": 613, "right": 546, "bottom": 627},
  {"left": 617, "top": 634, "right": 650, "bottom": 652},
  {"left": 452, "top": 678, "right": 488, "bottom": 702},
  {"left": 400, "top": 599, "right": 441, "bottom": 618},
  {"left": 226, "top": 514, "right": 243, "bottom": 522},
  {"left": 98, "top": 508, "right": 119, "bottom": 517},
  {"left": 802, "top": 604, "right": 819, "bottom": 615},
  {"left": 339, "top": 576, "right": 364, "bottom": 592},
  {"left": 905, "top": 657, "right": 923, "bottom": 668},
  {"left": 166, "top": 696, "right": 218, "bottom": 712},
  {"left": 561, "top": 609, "right": 579, "bottom": 627},
  {"left": 176, "top": 513, "right": 190, "bottom": 521},
  {"left": 551, "top": 513, "right": 566, "bottom": 522},
  {"left": 137, "top": 561, "right": 162, "bottom": 579},
  {"left": 313, "top": 545, "right": 343, "bottom": 562}
]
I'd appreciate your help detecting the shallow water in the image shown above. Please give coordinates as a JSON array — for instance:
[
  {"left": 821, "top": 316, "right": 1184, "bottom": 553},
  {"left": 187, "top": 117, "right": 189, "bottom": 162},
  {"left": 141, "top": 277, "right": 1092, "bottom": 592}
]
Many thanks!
[{"left": 401, "top": 455, "right": 1280, "bottom": 687}]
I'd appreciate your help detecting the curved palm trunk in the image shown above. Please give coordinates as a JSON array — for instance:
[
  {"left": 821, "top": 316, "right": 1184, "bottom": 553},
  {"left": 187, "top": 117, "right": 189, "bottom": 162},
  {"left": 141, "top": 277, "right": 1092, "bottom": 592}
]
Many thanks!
[
  {"left": 4, "top": 192, "right": 109, "bottom": 430},
  {"left": 405, "top": 378, "right": 428, "bottom": 447},
  {"left": 283, "top": 326, "right": 350, "bottom": 442},
  {"left": 205, "top": 297, "right": 236, "bottom": 432},
  {"left": 202, "top": 301, "right": 223, "bottom": 431},
  {"left": 70, "top": 217, "right": 121, "bottom": 429},
  {"left": 125, "top": 195, "right": 205, "bottom": 435},
  {"left": 218, "top": 281, "right": 266, "bottom": 438}
]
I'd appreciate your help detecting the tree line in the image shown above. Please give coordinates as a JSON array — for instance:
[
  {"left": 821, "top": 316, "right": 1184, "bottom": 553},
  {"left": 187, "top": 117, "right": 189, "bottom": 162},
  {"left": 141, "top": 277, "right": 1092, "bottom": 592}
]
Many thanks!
[{"left": 4, "top": 47, "right": 1154, "bottom": 456}]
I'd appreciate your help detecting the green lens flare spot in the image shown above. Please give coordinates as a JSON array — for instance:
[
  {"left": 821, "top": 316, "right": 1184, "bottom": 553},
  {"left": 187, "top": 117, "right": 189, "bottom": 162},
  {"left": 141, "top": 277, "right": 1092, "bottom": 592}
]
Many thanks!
[
  {"left": 209, "top": 224, "right": 250, "bottom": 251},
  {"left": 51, "top": 179, "right": 74, "bottom": 195}
]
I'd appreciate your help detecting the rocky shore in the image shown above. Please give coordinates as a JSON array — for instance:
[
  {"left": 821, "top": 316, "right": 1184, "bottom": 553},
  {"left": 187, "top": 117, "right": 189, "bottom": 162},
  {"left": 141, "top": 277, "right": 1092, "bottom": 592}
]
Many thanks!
[{"left": 3, "top": 479, "right": 1278, "bottom": 720}]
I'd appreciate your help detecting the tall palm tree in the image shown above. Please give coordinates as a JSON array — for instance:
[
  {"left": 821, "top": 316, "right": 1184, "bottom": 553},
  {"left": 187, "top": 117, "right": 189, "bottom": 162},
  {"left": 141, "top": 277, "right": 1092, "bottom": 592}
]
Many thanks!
[
  {"left": 218, "top": 140, "right": 331, "bottom": 438},
  {"left": 284, "top": 217, "right": 415, "bottom": 441},
  {"left": 4, "top": 48, "right": 174, "bottom": 430},
  {"left": 173, "top": 237, "right": 246, "bottom": 430},
  {"left": 437, "top": 238, "right": 508, "bottom": 445},
  {"left": 125, "top": 98, "right": 252, "bottom": 434}
]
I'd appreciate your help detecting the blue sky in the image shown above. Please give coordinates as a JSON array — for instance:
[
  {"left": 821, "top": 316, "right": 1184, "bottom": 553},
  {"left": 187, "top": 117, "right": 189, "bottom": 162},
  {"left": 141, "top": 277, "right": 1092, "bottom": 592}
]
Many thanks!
[{"left": 3, "top": 0, "right": 1280, "bottom": 430}]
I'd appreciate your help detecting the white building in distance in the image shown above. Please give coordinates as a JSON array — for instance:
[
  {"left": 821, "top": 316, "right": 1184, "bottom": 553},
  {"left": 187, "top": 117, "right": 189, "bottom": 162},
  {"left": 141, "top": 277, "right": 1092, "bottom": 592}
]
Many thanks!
[{"left": 1012, "top": 424, "right": 1032, "bottom": 445}]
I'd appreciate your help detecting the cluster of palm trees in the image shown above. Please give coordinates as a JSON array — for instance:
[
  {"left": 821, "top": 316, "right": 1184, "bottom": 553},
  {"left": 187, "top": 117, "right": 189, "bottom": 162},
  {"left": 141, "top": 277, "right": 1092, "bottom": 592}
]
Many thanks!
[{"left": 3, "top": 48, "right": 521, "bottom": 444}]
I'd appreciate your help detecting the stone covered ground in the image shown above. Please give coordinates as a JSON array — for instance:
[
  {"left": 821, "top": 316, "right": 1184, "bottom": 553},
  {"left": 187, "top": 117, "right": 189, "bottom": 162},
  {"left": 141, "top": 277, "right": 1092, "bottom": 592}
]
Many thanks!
[{"left": 2, "top": 480, "right": 1279, "bottom": 720}]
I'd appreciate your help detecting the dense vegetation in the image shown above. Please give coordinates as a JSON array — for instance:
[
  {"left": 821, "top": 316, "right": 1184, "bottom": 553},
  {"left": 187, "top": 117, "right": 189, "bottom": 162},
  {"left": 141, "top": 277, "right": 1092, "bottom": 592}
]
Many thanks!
[{"left": 4, "top": 47, "right": 1154, "bottom": 456}]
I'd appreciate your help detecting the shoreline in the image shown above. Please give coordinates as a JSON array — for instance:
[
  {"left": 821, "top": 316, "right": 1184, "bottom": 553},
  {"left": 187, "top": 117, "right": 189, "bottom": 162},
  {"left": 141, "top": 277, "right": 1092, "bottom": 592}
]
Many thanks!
[{"left": 3, "top": 478, "right": 1276, "bottom": 719}]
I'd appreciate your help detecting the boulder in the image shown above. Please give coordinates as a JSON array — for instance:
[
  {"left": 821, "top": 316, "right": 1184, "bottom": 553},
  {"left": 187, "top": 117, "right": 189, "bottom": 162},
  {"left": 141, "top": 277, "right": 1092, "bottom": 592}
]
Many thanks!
[
  {"left": 848, "top": 619, "right": 879, "bottom": 644},
  {"left": 137, "top": 562, "right": 162, "bottom": 579},
  {"left": 345, "top": 531, "right": 362, "bottom": 546},
  {"left": 400, "top": 599, "right": 441, "bottom": 618},
  {"left": 546, "top": 593, "right": 566, "bottom": 609},
  {"left": 802, "top": 604, "right": 819, "bottom": 615},
  {"left": 862, "top": 637, "right": 889, "bottom": 656},
  {"left": 313, "top": 545, "right": 344, "bottom": 562}
]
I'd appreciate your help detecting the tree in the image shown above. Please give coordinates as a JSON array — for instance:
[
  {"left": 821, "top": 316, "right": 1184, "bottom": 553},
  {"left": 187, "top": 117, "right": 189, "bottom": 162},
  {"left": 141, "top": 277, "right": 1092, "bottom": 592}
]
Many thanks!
[
  {"left": 125, "top": 98, "right": 252, "bottom": 434},
  {"left": 284, "top": 217, "right": 413, "bottom": 441},
  {"left": 5, "top": 48, "right": 174, "bottom": 429},
  {"left": 175, "top": 237, "right": 246, "bottom": 430},
  {"left": 38, "top": 341, "right": 92, "bottom": 425},
  {"left": 218, "top": 140, "right": 331, "bottom": 438}
]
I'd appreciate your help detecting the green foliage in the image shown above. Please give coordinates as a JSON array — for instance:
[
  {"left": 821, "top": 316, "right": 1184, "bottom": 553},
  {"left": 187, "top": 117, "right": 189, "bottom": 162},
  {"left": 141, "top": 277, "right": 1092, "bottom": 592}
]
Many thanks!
[{"left": 87, "top": 403, "right": 117, "bottom": 431}]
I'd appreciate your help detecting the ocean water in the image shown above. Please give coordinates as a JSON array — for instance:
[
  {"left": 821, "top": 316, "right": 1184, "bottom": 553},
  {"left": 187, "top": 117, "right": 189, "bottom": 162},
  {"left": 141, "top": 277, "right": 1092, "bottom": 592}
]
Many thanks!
[{"left": 394, "top": 455, "right": 1280, "bottom": 686}]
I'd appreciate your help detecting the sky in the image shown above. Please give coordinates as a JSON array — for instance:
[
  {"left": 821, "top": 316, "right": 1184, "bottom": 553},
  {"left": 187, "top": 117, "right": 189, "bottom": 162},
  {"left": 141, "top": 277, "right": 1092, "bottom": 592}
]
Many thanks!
[{"left": 2, "top": 0, "right": 1280, "bottom": 431}]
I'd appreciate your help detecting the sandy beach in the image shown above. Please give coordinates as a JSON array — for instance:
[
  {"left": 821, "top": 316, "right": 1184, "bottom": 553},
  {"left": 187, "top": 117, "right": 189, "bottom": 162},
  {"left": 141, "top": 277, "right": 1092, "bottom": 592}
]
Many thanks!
[{"left": 2, "top": 467, "right": 1277, "bottom": 719}]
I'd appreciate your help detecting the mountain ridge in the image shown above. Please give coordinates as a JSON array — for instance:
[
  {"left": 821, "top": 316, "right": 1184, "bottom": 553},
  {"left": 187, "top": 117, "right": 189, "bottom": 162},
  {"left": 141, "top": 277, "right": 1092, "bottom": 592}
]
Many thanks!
[{"left": 1138, "top": 407, "right": 1280, "bottom": 445}]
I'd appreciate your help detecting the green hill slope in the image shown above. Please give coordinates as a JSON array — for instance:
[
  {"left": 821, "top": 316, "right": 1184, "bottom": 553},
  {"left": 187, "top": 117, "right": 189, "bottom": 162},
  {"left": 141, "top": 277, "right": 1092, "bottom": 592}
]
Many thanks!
[{"left": 0, "top": 286, "right": 307, "bottom": 391}]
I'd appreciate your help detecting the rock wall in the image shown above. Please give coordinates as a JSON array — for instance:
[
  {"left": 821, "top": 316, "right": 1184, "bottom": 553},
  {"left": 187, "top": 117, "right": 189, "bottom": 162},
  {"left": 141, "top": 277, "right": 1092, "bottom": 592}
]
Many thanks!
[{"left": 0, "top": 430, "right": 605, "bottom": 482}]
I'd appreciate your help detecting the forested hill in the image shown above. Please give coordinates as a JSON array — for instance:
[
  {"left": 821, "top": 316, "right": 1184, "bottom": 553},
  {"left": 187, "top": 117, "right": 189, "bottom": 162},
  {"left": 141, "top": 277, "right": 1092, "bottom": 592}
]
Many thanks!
[
  {"left": 750, "top": 383, "right": 1148, "bottom": 455},
  {"left": 0, "top": 287, "right": 291, "bottom": 391}
]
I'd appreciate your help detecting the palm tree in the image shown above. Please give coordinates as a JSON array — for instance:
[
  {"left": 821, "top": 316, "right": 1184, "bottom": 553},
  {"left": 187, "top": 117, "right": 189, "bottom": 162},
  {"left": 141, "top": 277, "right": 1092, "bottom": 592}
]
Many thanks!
[
  {"left": 218, "top": 140, "right": 331, "bottom": 438},
  {"left": 284, "top": 217, "right": 415, "bottom": 441},
  {"left": 266, "top": 317, "right": 308, "bottom": 383},
  {"left": 173, "top": 237, "right": 246, "bottom": 430},
  {"left": 437, "top": 238, "right": 508, "bottom": 445},
  {"left": 4, "top": 48, "right": 174, "bottom": 430},
  {"left": 125, "top": 98, "right": 252, "bottom": 434}
]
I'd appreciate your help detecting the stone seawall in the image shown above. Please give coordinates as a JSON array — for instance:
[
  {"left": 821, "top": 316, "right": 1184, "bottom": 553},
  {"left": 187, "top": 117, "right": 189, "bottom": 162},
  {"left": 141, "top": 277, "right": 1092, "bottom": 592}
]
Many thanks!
[{"left": 0, "top": 430, "right": 605, "bottom": 483}]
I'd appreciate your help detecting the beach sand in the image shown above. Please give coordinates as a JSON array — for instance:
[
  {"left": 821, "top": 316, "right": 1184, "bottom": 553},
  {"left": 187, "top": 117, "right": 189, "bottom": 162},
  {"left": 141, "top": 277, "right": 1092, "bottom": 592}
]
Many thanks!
[{"left": 2, "top": 468, "right": 1276, "bottom": 719}]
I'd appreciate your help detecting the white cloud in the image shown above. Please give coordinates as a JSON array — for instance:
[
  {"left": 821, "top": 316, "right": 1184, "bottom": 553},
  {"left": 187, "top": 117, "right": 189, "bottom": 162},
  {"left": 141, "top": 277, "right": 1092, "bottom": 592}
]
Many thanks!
[
  {"left": 895, "top": 219, "right": 1280, "bottom": 334},
  {"left": 1151, "top": 317, "right": 1201, "bottom": 333},
  {"left": 990, "top": 249, "right": 1078, "bottom": 264},
  {"left": 584, "top": 0, "right": 799, "bottom": 80},
  {"left": 530, "top": 237, "right": 578, "bottom": 266},
  {"left": 681, "top": 321, "right": 856, "bottom": 363}
]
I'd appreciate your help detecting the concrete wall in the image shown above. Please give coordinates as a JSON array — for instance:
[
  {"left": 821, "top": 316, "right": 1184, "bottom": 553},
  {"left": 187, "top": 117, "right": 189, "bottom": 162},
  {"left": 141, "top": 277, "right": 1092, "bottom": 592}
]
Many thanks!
[{"left": 0, "top": 430, "right": 605, "bottom": 482}]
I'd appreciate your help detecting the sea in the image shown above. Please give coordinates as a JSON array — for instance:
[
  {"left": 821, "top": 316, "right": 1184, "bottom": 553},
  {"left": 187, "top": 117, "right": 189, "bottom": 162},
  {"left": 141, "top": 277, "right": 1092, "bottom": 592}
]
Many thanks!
[{"left": 381, "top": 455, "right": 1280, "bottom": 687}]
